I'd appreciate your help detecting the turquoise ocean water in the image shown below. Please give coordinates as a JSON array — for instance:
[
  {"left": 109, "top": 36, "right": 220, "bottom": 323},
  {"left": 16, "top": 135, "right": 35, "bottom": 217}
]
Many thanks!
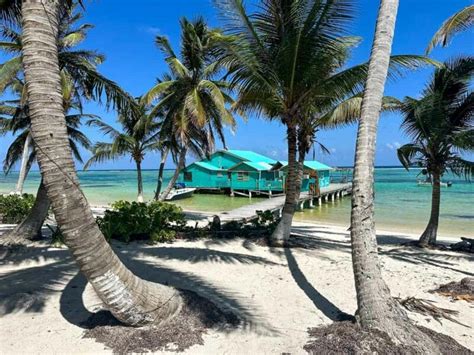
[{"left": 0, "top": 168, "right": 472, "bottom": 237}]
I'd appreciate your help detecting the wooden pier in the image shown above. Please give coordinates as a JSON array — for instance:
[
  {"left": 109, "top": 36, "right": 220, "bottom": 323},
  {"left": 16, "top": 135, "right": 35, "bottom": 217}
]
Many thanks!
[{"left": 214, "top": 182, "right": 352, "bottom": 223}]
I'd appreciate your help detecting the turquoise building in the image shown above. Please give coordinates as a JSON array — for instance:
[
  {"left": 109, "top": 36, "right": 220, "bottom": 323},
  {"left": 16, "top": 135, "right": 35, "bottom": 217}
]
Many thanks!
[{"left": 180, "top": 150, "right": 333, "bottom": 195}]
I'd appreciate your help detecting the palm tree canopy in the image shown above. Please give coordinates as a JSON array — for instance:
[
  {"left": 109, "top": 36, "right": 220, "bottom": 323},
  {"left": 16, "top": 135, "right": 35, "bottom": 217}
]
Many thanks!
[
  {"left": 215, "top": 0, "right": 438, "bottom": 148},
  {"left": 397, "top": 56, "right": 474, "bottom": 179},
  {"left": 84, "top": 100, "right": 160, "bottom": 169},
  {"left": 0, "top": 4, "right": 135, "bottom": 113},
  {"left": 142, "top": 17, "right": 236, "bottom": 156},
  {"left": 426, "top": 5, "right": 474, "bottom": 54}
]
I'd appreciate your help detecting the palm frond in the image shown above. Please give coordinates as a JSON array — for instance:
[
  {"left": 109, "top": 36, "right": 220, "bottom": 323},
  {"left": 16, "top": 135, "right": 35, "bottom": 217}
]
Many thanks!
[{"left": 427, "top": 5, "right": 474, "bottom": 53}]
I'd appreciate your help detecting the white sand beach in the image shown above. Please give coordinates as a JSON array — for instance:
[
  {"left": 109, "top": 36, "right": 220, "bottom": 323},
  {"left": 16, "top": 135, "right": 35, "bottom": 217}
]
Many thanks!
[{"left": 0, "top": 221, "right": 473, "bottom": 354}]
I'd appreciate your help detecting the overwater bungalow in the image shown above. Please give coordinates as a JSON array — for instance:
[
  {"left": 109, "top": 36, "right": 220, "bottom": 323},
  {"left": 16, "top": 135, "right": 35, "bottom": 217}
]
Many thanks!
[{"left": 179, "top": 149, "right": 332, "bottom": 196}]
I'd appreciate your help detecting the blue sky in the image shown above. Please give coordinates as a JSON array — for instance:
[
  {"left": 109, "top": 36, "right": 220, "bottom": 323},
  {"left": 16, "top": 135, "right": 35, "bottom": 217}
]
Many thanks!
[{"left": 1, "top": 0, "right": 473, "bottom": 169}]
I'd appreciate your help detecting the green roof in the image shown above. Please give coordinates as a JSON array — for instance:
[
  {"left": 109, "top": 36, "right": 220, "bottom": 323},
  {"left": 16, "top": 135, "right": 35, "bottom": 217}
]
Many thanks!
[
  {"left": 191, "top": 161, "right": 224, "bottom": 171},
  {"left": 277, "top": 160, "right": 332, "bottom": 171},
  {"left": 229, "top": 161, "right": 274, "bottom": 171},
  {"left": 224, "top": 150, "right": 277, "bottom": 164}
]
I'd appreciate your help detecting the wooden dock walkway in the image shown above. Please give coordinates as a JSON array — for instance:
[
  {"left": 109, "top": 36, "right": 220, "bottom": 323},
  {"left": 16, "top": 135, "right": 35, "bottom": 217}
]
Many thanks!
[{"left": 214, "top": 182, "right": 352, "bottom": 223}]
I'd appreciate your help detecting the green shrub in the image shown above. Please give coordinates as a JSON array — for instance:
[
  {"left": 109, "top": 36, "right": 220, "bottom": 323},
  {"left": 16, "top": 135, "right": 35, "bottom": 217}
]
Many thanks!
[
  {"left": 48, "top": 225, "right": 65, "bottom": 247},
  {"left": 0, "top": 193, "right": 35, "bottom": 223},
  {"left": 96, "top": 200, "right": 186, "bottom": 243}
]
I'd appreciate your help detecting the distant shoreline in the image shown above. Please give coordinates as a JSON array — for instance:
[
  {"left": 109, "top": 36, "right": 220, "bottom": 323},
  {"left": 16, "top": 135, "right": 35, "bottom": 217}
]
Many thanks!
[{"left": 7, "top": 165, "right": 419, "bottom": 173}]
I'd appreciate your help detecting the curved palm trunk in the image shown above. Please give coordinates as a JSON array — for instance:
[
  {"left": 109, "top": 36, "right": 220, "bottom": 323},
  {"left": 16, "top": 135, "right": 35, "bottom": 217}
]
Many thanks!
[
  {"left": 419, "top": 172, "right": 441, "bottom": 246},
  {"left": 154, "top": 148, "right": 169, "bottom": 200},
  {"left": 136, "top": 160, "right": 144, "bottom": 202},
  {"left": 2, "top": 180, "right": 50, "bottom": 246},
  {"left": 14, "top": 133, "right": 32, "bottom": 194},
  {"left": 21, "top": 0, "right": 182, "bottom": 326},
  {"left": 350, "top": 0, "right": 438, "bottom": 351},
  {"left": 159, "top": 148, "right": 186, "bottom": 201},
  {"left": 270, "top": 125, "right": 304, "bottom": 246}
]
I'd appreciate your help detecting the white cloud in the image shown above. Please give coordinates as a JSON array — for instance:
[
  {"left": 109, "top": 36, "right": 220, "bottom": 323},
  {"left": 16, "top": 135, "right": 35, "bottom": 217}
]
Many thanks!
[
  {"left": 394, "top": 142, "right": 401, "bottom": 148},
  {"left": 330, "top": 148, "right": 337, "bottom": 153},
  {"left": 138, "top": 26, "right": 161, "bottom": 35},
  {"left": 386, "top": 143, "right": 394, "bottom": 150}
]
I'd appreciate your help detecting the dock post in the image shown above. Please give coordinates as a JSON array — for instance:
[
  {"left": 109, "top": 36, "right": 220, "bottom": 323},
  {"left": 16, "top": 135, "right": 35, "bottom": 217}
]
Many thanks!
[
  {"left": 331, "top": 193, "right": 335, "bottom": 202},
  {"left": 299, "top": 201, "right": 304, "bottom": 210},
  {"left": 230, "top": 189, "right": 235, "bottom": 197},
  {"left": 309, "top": 199, "right": 314, "bottom": 208},
  {"left": 249, "top": 191, "right": 252, "bottom": 198},
  {"left": 318, "top": 197, "right": 322, "bottom": 205},
  {"left": 268, "top": 190, "right": 272, "bottom": 199}
]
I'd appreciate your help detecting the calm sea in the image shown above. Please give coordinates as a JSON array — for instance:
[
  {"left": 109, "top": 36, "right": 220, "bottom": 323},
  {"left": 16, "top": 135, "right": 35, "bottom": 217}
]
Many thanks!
[{"left": 0, "top": 168, "right": 472, "bottom": 238}]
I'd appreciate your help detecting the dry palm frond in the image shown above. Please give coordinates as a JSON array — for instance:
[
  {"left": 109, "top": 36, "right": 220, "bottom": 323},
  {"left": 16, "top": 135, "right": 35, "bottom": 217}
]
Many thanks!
[{"left": 396, "top": 296, "right": 469, "bottom": 328}]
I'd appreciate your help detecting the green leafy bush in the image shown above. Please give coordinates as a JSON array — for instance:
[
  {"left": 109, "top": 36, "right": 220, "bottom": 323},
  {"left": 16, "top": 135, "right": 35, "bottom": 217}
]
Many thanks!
[
  {"left": 96, "top": 200, "right": 186, "bottom": 243},
  {"left": 0, "top": 193, "right": 35, "bottom": 223}
]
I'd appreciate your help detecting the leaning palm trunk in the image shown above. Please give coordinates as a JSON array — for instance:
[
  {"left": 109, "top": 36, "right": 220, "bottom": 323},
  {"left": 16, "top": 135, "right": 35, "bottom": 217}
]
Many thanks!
[
  {"left": 154, "top": 148, "right": 169, "bottom": 200},
  {"left": 419, "top": 172, "right": 441, "bottom": 246},
  {"left": 136, "top": 160, "right": 144, "bottom": 202},
  {"left": 270, "top": 125, "right": 304, "bottom": 246},
  {"left": 159, "top": 148, "right": 186, "bottom": 201},
  {"left": 350, "top": 0, "right": 439, "bottom": 351},
  {"left": 21, "top": 0, "right": 182, "bottom": 326},
  {"left": 2, "top": 180, "right": 50, "bottom": 246},
  {"left": 14, "top": 133, "right": 31, "bottom": 194}
]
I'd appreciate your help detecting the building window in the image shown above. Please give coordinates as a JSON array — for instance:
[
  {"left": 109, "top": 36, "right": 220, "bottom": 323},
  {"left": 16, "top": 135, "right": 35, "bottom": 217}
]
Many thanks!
[
  {"left": 184, "top": 172, "right": 192, "bottom": 181},
  {"left": 237, "top": 172, "right": 249, "bottom": 181}
]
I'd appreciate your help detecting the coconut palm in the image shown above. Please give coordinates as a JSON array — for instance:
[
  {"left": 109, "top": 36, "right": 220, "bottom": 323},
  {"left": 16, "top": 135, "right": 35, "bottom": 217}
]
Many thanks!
[
  {"left": 0, "top": 82, "right": 94, "bottom": 245},
  {"left": 18, "top": 0, "right": 182, "bottom": 325},
  {"left": 142, "top": 17, "right": 236, "bottom": 201},
  {"left": 215, "top": 0, "right": 435, "bottom": 246},
  {"left": 397, "top": 57, "right": 474, "bottom": 246},
  {"left": 84, "top": 100, "right": 161, "bottom": 202},
  {"left": 0, "top": 6, "right": 134, "bottom": 193},
  {"left": 350, "top": 0, "right": 439, "bottom": 351},
  {"left": 427, "top": 5, "right": 474, "bottom": 53}
]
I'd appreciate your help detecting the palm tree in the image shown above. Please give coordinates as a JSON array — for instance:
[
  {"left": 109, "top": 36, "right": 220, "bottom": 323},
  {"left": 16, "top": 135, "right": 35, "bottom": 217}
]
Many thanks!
[
  {"left": 0, "top": 98, "right": 93, "bottom": 245},
  {"left": 0, "top": 5, "right": 135, "bottom": 192},
  {"left": 215, "top": 0, "right": 435, "bottom": 246},
  {"left": 397, "top": 57, "right": 474, "bottom": 246},
  {"left": 142, "top": 17, "right": 236, "bottom": 201},
  {"left": 19, "top": 0, "right": 182, "bottom": 326},
  {"left": 84, "top": 100, "right": 161, "bottom": 202},
  {"left": 427, "top": 5, "right": 474, "bottom": 53},
  {"left": 349, "top": 0, "right": 438, "bottom": 351},
  {"left": 0, "top": 6, "right": 133, "bottom": 244}
]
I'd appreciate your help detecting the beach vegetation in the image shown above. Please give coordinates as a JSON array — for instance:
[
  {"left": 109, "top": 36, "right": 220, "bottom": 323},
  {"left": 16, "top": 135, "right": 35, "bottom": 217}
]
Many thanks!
[
  {"left": 16, "top": 0, "right": 184, "bottom": 326},
  {"left": 96, "top": 200, "right": 186, "bottom": 243},
  {"left": 0, "top": 193, "right": 34, "bottom": 224},
  {"left": 215, "top": 0, "right": 437, "bottom": 246},
  {"left": 396, "top": 57, "right": 474, "bottom": 246},
  {"left": 142, "top": 17, "right": 236, "bottom": 201},
  {"left": 348, "top": 0, "right": 439, "bottom": 351},
  {"left": 84, "top": 100, "right": 160, "bottom": 202},
  {"left": 426, "top": 5, "right": 474, "bottom": 53}
]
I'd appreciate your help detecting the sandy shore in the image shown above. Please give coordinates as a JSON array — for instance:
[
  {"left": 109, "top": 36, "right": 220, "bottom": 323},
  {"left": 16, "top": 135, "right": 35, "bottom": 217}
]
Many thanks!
[{"left": 1, "top": 221, "right": 473, "bottom": 354}]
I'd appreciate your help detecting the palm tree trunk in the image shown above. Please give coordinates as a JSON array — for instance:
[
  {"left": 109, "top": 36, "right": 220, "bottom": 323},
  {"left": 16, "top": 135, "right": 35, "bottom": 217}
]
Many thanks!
[
  {"left": 159, "top": 148, "right": 186, "bottom": 201},
  {"left": 21, "top": 0, "right": 182, "bottom": 326},
  {"left": 136, "top": 160, "right": 144, "bottom": 202},
  {"left": 419, "top": 172, "right": 441, "bottom": 246},
  {"left": 154, "top": 148, "right": 169, "bottom": 200},
  {"left": 14, "top": 133, "right": 31, "bottom": 194},
  {"left": 270, "top": 124, "right": 303, "bottom": 246},
  {"left": 350, "top": 0, "right": 439, "bottom": 351},
  {"left": 1, "top": 180, "right": 50, "bottom": 246}
]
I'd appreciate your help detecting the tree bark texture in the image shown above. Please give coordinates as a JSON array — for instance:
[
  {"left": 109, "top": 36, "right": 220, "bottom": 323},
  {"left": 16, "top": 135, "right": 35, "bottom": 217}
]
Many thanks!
[
  {"left": 14, "top": 133, "right": 32, "bottom": 194},
  {"left": 419, "top": 172, "right": 441, "bottom": 246},
  {"left": 159, "top": 148, "right": 186, "bottom": 201},
  {"left": 154, "top": 148, "right": 169, "bottom": 200},
  {"left": 2, "top": 180, "right": 50, "bottom": 246},
  {"left": 349, "top": 0, "right": 439, "bottom": 352},
  {"left": 21, "top": 0, "right": 182, "bottom": 326}
]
